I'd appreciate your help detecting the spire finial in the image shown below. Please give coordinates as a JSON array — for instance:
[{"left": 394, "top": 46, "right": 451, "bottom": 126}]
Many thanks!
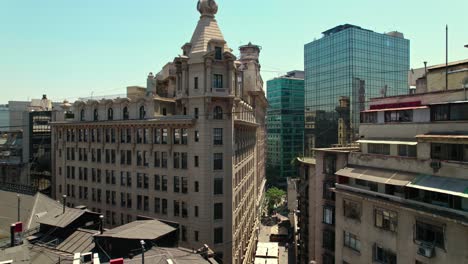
[{"left": 197, "top": 0, "right": 218, "bottom": 18}]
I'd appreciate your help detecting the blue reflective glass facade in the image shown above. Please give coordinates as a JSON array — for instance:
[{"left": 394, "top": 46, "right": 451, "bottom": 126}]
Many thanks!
[
  {"left": 267, "top": 75, "right": 304, "bottom": 185},
  {"left": 304, "top": 25, "right": 409, "bottom": 152}
]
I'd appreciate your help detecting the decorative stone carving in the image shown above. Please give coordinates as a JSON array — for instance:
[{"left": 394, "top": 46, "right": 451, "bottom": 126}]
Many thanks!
[{"left": 197, "top": 0, "right": 218, "bottom": 17}]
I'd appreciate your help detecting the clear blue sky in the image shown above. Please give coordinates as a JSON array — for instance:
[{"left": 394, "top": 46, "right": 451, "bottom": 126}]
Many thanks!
[{"left": 1, "top": 0, "right": 467, "bottom": 103}]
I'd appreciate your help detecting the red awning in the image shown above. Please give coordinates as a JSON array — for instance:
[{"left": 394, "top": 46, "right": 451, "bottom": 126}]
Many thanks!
[{"left": 361, "top": 106, "right": 428, "bottom": 113}]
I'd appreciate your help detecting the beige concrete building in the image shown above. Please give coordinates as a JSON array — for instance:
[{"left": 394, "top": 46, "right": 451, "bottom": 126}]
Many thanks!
[
  {"left": 333, "top": 88, "right": 468, "bottom": 264},
  {"left": 51, "top": 1, "right": 267, "bottom": 263},
  {"left": 415, "top": 59, "right": 468, "bottom": 93}
]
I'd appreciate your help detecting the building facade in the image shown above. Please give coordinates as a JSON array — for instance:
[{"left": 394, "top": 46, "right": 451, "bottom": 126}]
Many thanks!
[
  {"left": 51, "top": 1, "right": 267, "bottom": 263},
  {"left": 333, "top": 88, "right": 468, "bottom": 264},
  {"left": 415, "top": 59, "right": 468, "bottom": 93},
  {"left": 304, "top": 24, "right": 410, "bottom": 152},
  {"left": 267, "top": 71, "right": 304, "bottom": 185},
  {"left": 0, "top": 105, "right": 9, "bottom": 131}
]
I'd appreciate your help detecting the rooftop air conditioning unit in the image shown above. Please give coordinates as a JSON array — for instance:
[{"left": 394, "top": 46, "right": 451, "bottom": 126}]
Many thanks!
[{"left": 417, "top": 244, "right": 435, "bottom": 258}]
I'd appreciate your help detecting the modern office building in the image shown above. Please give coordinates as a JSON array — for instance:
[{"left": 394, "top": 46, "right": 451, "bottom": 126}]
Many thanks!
[
  {"left": 304, "top": 24, "right": 410, "bottom": 153},
  {"left": 0, "top": 105, "right": 9, "bottom": 131},
  {"left": 51, "top": 1, "right": 267, "bottom": 263},
  {"left": 267, "top": 71, "right": 304, "bottom": 185}
]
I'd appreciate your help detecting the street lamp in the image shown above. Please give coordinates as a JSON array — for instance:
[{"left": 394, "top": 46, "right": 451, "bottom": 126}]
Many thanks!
[
  {"left": 17, "top": 194, "right": 20, "bottom": 222},
  {"left": 140, "top": 240, "right": 146, "bottom": 264}
]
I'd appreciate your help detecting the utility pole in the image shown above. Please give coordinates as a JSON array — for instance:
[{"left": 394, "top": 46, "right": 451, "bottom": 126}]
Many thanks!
[{"left": 445, "top": 25, "right": 448, "bottom": 90}]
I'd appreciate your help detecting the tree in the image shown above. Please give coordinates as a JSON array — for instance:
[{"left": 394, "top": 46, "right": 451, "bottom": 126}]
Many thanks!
[{"left": 265, "top": 187, "right": 286, "bottom": 213}]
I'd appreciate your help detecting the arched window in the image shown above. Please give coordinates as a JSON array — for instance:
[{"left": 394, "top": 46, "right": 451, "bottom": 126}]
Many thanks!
[
  {"left": 213, "top": 106, "right": 223, "bottom": 120},
  {"left": 139, "top": 106, "right": 146, "bottom": 120},
  {"left": 107, "top": 108, "right": 113, "bottom": 120},
  {"left": 93, "top": 109, "right": 99, "bottom": 121},
  {"left": 463, "top": 77, "right": 468, "bottom": 89},
  {"left": 123, "top": 107, "right": 129, "bottom": 120},
  {"left": 80, "top": 109, "right": 85, "bottom": 121}
]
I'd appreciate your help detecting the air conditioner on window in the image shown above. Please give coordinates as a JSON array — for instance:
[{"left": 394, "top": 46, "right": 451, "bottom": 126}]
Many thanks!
[{"left": 417, "top": 244, "right": 435, "bottom": 258}]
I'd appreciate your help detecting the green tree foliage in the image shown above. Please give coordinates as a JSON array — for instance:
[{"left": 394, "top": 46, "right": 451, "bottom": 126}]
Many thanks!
[{"left": 265, "top": 187, "right": 286, "bottom": 213}]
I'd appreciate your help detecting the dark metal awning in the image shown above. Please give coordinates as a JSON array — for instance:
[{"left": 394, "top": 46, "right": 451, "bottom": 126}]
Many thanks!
[{"left": 407, "top": 175, "right": 468, "bottom": 198}]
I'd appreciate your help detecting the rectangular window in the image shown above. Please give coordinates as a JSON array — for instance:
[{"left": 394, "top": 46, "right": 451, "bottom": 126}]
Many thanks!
[
  {"left": 162, "top": 199, "right": 168, "bottom": 215},
  {"left": 373, "top": 244, "right": 397, "bottom": 264},
  {"left": 143, "top": 174, "right": 149, "bottom": 189},
  {"left": 173, "top": 129, "right": 181, "bottom": 144},
  {"left": 182, "top": 177, "right": 188, "bottom": 194},
  {"left": 97, "top": 189, "right": 101, "bottom": 202},
  {"left": 174, "top": 200, "right": 180, "bottom": 217},
  {"left": 431, "top": 143, "right": 468, "bottom": 162},
  {"left": 194, "top": 77, "right": 199, "bottom": 89},
  {"left": 174, "top": 176, "right": 180, "bottom": 193},
  {"left": 360, "top": 112, "right": 377, "bottom": 123},
  {"left": 126, "top": 150, "right": 131, "bottom": 165},
  {"left": 375, "top": 208, "right": 398, "bottom": 232},
  {"left": 195, "top": 130, "right": 199, "bottom": 142},
  {"left": 154, "top": 197, "right": 161, "bottom": 213},
  {"left": 181, "top": 153, "right": 188, "bottom": 169},
  {"left": 194, "top": 181, "right": 199, "bottom": 192},
  {"left": 154, "top": 128, "right": 161, "bottom": 144},
  {"left": 323, "top": 181, "right": 335, "bottom": 200},
  {"left": 195, "top": 206, "right": 199, "bottom": 217},
  {"left": 181, "top": 225, "right": 187, "bottom": 241},
  {"left": 431, "top": 104, "right": 449, "bottom": 121},
  {"left": 137, "top": 173, "right": 143, "bottom": 188},
  {"left": 181, "top": 129, "right": 188, "bottom": 144},
  {"left": 344, "top": 231, "right": 360, "bottom": 252},
  {"left": 215, "top": 47, "right": 222, "bottom": 60},
  {"left": 126, "top": 172, "right": 132, "bottom": 187},
  {"left": 343, "top": 200, "right": 361, "bottom": 221},
  {"left": 213, "top": 74, "right": 223, "bottom": 89},
  {"left": 214, "top": 227, "right": 223, "bottom": 244},
  {"left": 415, "top": 221, "right": 445, "bottom": 248},
  {"left": 162, "top": 176, "right": 168, "bottom": 191},
  {"left": 162, "top": 129, "right": 168, "bottom": 144},
  {"left": 368, "top": 143, "right": 390, "bottom": 155},
  {"left": 322, "top": 229, "right": 335, "bottom": 251},
  {"left": 214, "top": 153, "right": 223, "bottom": 170},
  {"left": 127, "top": 193, "right": 132, "bottom": 208},
  {"left": 214, "top": 179, "right": 223, "bottom": 195},
  {"left": 144, "top": 196, "right": 149, "bottom": 211},
  {"left": 173, "top": 152, "right": 180, "bottom": 169},
  {"left": 154, "top": 175, "right": 161, "bottom": 190},
  {"left": 194, "top": 231, "right": 199, "bottom": 241},
  {"left": 214, "top": 203, "right": 223, "bottom": 220},
  {"left": 384, "top": 110, "right": 413, "bottom": 122},
  {"left": 194, "top": 156, "right": 199, "bottom": 167},
  {"left": 323, "top": 206, "right": 335, "bottom": 225},
  {"left": 182, "top": 202, "right": 188, "bottom": 218},
  {"left": 213, "top": 128, "right": 223, "bottom": 145},
  {"left": 154, "top": 151, "right": 160, "bottom": 167},
  {"left": 194, "top": 108, "right": 199, "bottom": 119},
  {"left": 398, "top": 144, "right": 417, "bottom": 157},
  {"left": 162, "top": 152, "right": 168, "bottom": 168},
  {"left": 137, "top": 195, "right": 142, "bottom": 210}
]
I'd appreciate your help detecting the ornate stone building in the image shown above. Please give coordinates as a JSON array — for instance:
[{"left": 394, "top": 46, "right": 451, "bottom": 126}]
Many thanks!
[{"left": 51, "top": 1, "right": 267, "bottom": 263}]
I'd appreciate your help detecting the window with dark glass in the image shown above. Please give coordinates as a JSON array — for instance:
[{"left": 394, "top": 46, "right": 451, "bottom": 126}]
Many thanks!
[
  {"left": 368, "top": 143, "right": 390, "bottom": 155},
  {"left": 182, "top": 202, "right": 187, "bottom": 218},
  {"left": 213, "top": 74, "right": 223, "bottom": 89},
  {"left": 181, "top": 153, "right": 188, "bottom": 169},
  {"left": 162, "top": 129, "right": 168, "bottom": 144},
  {"left": 343, "top": 199, "right": 361, "bottom": 220},
  {"left": 213, "top": 128, "right": 223, "bottom": 145},
  {"left": 173, "top": 129, "right": 181, "bottom": 144},
  {"left": 107, "top": 108, "right": 113, "bottom": 120},
  {"left": 181, "top": 129, "right": 188, "bottom": 144},
  {"left": 322, "top": 229, "right": 335, "bottom": 251},
  {"left": 154, "top": 197, "right": 160, "bottom": 213},
  {"left": 139, "top": 106, "right": 145, "bottom": 119},
  {"left": 182, "top": 177, "right": 188, "bottom": 194},
  {"left": 194, "top": 181, "right": 199, "bottom": 192},
  {"left": 214, "top": 227, "right": 223, "bottom": 244},
  {"left": 93, "top": 109, "right": 98, "bottom": 121},
  {"left": 375, "top": 208, "right": 397, "bottom": 232},
  {"left": 323, "top": 181, "right": 335, "bottom": 200},
  {"left": 360, "top": 112, "right": 377, "bottom": 123},
  {"left": 431, "top": 143, "right": 468, "bottom": 162},
  {"left": 398, "top": 144, "right": 417, "bottom": 157},
  {"left": 195, "top": 108, "right": 199, "bottom": 119},
  {"left": 194, "top": 77, "right": 199, "bottom": 89},
  {"left": 415, "top": 221, "right": 445, "bottom": 248},
  {"left": 214, "top": 153, "right": 223, "bottom": 170},
  {"left": 80, "top": 109, "right": 85, "bottom": 121},
  {"left": 195, "top": 206, "right": 199, "bottom": 217},
  {"left": 213, "top": 106, "right": 223, "bottom": 119},
  {"left": 344, "top": 231, "right": 360, "bottom": 252},
  {"left": 174, "top": 176, "right": 180, "bottom": 193},
  {"left": 123, "top": 107, "right": 129, "bottom": 120},
  {"left": 173, "top": 200, "right": 180, "bottom": 217},
  {"left": 215, "top": 47, "right": 222, "bottom": 60},
  {"left": 384, "top": 110, "right": 412, "bottom": 122},
  {"left": 194, "top": 155, "right": 199, "bottom": 167},
  {"left": 173, "top": 152, "right": 180, "bottom": 169},
  {"left": 154, "top": 128, "right": 161, "bottom": 144},
  {"left": 195, "top": 130, "right": 199, "bottom": 142},
  {"left": 162, "top": 199, "right": 167, "bottom": 214},
  {"left": 214, "top": 179, "right": 223, "bottom": 195},
  {"left": 162, "top": 152, "right": 168, "bottom": 168},
  {"left": 214, "top": 203, "right": 223, "bottom": 220},
  {"left": 373, "top": 244, "right": 397, "bottom": 264},
  {"left": 154, "top": 151, "right": 160, "bottom": 167}
]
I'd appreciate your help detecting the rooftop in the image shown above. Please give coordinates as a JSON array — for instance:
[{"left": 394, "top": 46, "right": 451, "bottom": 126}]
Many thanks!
[
  {"left": 427, "top": 58, "right": 468, "bottom": 70},
  {"left": 96, "top": 220, "right": 176, "bottom": 240},
  {"left": 322, "top": 24, "right": 372, "bottom": 36}
]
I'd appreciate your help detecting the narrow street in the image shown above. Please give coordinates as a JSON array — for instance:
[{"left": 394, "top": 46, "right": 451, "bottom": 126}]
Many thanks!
[{"left": 258, "top": 222, "right": 291, "bottom": 264}]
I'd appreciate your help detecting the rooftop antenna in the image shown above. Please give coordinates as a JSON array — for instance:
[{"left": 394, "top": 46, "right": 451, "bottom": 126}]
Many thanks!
[{"left": 445, "top": 25, "right": 448, "bottom": 90}]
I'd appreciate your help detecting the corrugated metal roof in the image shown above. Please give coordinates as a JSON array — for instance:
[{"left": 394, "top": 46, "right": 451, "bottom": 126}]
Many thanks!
[
  {"left": 37, "top": 208, "right": 86, "bottom": 228},
  {"left": 56, "top": 229, "right": 99, "bottom": 254},
  {"left": 96, "top": 220, "right": 176, "bottom": 240},
  {"left": 335, "top": 166, "right": 417, "bottom": 186},
  {"left": 408, "top": 175, "right": 468, "bottom": 198}
]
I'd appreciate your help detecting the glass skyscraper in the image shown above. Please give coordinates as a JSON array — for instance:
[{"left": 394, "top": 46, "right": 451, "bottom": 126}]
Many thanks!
[
  {"left": 267, "top": 71, "right": 304, "bottom": 186},
  {"left": 304, "top": 24, "right": 409, "bottom": 152}
]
